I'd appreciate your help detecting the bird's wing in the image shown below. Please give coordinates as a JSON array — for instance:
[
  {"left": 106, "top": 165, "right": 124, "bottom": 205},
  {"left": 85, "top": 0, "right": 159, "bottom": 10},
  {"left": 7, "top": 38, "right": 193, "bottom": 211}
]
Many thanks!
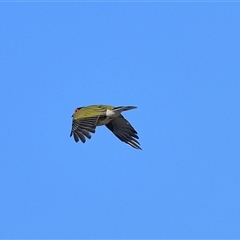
[
  {"left": 71, "top": 105, "right": 110, "bottom": 143},
  {"left": 105, "top": 115, "right": 141, "bottom": 150},
  {"left": 70, "top": 117, "right": 99, "bottom": 143}
]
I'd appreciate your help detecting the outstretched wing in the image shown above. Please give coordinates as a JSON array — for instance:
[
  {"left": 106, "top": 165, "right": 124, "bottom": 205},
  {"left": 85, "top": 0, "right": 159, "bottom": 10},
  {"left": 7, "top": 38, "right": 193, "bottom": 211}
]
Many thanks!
[
  {"left": 70, "top": 117, "right": 99, "bottom": 143},
  {"left": 105, "top": 115, "right": 141, "bottom": 150}
]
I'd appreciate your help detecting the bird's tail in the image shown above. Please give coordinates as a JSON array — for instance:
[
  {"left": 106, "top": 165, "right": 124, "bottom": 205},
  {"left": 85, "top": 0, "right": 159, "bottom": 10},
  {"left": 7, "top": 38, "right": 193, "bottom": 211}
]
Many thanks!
[{"left": 113, "top": 106, "right": 137, "bottom": 112}]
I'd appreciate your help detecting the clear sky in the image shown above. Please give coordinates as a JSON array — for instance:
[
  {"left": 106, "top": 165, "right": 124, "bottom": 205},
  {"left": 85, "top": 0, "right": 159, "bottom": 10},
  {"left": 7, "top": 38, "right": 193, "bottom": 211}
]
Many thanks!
[{"left": 1, "top": 2, "right": 240, "bottom": 239}]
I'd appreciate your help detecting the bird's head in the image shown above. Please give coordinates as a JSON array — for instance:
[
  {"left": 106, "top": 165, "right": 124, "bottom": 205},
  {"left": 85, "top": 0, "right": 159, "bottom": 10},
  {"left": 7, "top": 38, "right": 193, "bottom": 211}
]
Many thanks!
[{"left": 71, "top": 107, "right": 82, "bottom": 117}]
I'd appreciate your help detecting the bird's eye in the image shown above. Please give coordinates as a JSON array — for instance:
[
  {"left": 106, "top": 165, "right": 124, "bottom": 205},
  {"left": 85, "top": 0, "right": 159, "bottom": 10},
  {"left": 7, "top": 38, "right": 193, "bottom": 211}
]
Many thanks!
[{"left": 75, "top": 108, "right": 79, "bottom": 112}]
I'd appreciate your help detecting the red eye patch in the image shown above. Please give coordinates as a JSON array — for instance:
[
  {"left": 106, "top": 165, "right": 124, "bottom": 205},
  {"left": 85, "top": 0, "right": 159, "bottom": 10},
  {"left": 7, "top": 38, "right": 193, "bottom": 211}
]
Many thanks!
[{"left": 75, "top": 108, "right": 79, "bottom": 112}]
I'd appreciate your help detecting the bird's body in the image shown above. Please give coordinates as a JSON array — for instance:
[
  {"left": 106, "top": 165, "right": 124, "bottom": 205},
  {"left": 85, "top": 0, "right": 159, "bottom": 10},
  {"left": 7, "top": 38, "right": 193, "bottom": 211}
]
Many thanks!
[{"left": 70, "top": 105, "right": 141, "bottom": 150}]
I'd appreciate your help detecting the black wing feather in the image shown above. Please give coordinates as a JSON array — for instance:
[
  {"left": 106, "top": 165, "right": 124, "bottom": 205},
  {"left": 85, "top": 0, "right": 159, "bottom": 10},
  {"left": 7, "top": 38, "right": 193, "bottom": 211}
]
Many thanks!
[
  {"left": 105, "top": 115, "right": 141, "bottom": 150},
  {"left": 70, "top": 117, "right": 98, "bottom": 143}
]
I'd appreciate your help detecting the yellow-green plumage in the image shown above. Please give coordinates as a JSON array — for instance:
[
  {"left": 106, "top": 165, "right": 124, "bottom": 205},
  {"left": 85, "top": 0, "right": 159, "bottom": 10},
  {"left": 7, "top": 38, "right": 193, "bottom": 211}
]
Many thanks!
[
  {"left": 70, "top": 104, "right": 141, "bottom": 150},
  {"left": 73, "top": 105, "right": 114, "bottom": 119}
]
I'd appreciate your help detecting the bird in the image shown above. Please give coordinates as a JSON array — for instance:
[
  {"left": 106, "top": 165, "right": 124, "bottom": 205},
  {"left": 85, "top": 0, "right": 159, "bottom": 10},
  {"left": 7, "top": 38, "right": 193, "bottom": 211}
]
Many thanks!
[{"left": 70, "top": 105, "right": 141, "bottom": 150}]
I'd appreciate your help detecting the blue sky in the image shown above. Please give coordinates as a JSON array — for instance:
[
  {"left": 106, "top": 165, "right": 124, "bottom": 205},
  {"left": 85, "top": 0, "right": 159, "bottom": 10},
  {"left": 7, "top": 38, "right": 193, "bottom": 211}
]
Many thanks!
[{"left": 1, "top": 2, "right": 240, "bottom": 239}]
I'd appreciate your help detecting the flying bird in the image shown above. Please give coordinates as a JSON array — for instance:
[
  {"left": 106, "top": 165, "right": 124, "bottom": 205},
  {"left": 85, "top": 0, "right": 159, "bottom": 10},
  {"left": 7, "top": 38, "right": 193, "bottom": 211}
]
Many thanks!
[{"left": 70, "top": 105, "right": 141, "bottom": 150}]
